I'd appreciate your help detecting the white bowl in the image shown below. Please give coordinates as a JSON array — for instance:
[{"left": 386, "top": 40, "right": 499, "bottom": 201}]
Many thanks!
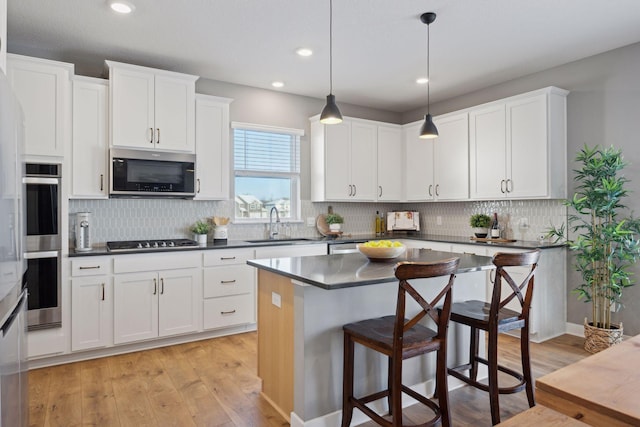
[{"left": 357, "top": 243, "right": 406, "bottom": 261}]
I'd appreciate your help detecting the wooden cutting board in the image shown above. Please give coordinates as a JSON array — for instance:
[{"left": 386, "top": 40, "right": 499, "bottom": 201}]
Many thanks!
[{"left": 470, "top": 237, "right": 517, "bottom": 243}]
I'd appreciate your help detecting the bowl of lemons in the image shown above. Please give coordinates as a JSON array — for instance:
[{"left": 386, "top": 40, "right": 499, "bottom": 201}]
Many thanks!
[{"left": 357, "top": 240, "right": 406, "bottom": 261}]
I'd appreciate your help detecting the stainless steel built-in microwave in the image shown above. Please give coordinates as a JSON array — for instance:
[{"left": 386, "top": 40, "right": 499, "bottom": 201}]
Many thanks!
[{"left": 110, "top": 148, "right": 196, "bottom": 198}]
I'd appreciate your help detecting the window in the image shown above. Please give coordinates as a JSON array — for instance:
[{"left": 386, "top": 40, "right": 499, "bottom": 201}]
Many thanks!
[{"left": 232, "top": 122, "right": 302, "bottom": 221}]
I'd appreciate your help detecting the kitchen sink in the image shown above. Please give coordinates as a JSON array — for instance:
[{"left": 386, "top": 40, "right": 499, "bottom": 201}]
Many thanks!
[{"left": 244, "top": 238, "right": 315, "bottom": 244}]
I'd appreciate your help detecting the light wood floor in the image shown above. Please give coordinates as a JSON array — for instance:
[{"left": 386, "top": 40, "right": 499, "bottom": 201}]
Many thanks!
[{"left": 28, "top": 332, "right": 589, "bottom": 427}]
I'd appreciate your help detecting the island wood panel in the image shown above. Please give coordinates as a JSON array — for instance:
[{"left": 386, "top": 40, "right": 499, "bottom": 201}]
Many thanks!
[
  {"left": 496, "top": 405, "right": 589, "bottom": 426},
  {"left": 536, "top": 334, "right": 640, "bottom": 426},
  {"left": 257, "top": 269, "right": 294, "bottom": 422}
]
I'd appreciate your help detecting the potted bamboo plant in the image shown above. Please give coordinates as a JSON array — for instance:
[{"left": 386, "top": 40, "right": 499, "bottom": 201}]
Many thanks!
[{"left": 548, "top": 145, "right": 640, "bottom": 353}]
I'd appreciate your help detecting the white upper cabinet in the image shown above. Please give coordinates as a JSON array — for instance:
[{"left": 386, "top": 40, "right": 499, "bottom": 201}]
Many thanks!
[
  {"left": 7, "top": 54, "right": 73, "bottom": 157},
  {"left": 376, "top": 125, "right": 403, "bottom": 201},
  {"left": 404, "top": 122, "right": 435, "bottom": 201},
  {"left": 106, "top": 60, "right": 198, "bottom": 152},
  {"left": 71, "top": 77, "right": 108, "bottom": 199},
  {"left": 194, "top": 94, "right": 232, "bottom": 200},
  {"left": 470, "top": 87, "right": 568, "bottom": 199},
  {"left": 310, "top": 117, "right": 377, "bottom": 202},
  {"left": 432, "top": 112, "right": 469, "bottom": 200}
]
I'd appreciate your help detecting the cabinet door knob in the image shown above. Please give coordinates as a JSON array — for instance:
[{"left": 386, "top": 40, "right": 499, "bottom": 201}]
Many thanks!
[
  {"left": 379, "top": 186, "right": 382, "bottom": 198},
  {"left": 428, "top": 184, "right": 433, "bottom": 197},
  {"left": 160, "top": 278, "right": 164, "bottom": 295},
  {"left": 506, "top": 179, "right": 513, "bottom": 193},
  {"left": 352, "top": 185, "right": 356, "bottom": 197},
  {"left": 101, "top": 283, "right": 105, "bottom": 301},
  {"left": 500, "top": 180, "right": 506, "bottom": 193},
  {"left": 435, "top": 184, "right": 440, "bottom": 197},
  {"left": 197, "top": 178, "right": 201, "bottom": 193},
  {"left": 100, "top": 174, "right": 104, "bottom": 191},
  {"left": 153, "top": 278, "right": 157, "bottom": 295},
  {"left": 156, "top": 128, "right": 160, "bottom": 144},
  {"left": 149, "top": 128, "right": 154, "bottom": 144}
]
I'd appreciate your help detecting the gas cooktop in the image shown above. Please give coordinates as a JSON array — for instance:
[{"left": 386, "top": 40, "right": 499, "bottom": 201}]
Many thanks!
[{"left": 106, "top": 239, "right": 199, "bottom": 252}]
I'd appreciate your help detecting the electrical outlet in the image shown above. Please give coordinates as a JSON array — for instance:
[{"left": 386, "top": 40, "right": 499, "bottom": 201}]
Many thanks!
[
  {"left": 272, "top": 292, "right": 281, "bottom": 308},
  {"left": 307, "top": 217, "right": 315, "bottom": 227},
  {"left": 436, "top": 216, "right": 442, "bottom": 226}
]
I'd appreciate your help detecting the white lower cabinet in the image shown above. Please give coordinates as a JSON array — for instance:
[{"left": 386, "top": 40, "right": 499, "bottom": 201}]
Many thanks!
[
  {"left": 113, "top": 252, "right": 201, "bottom": 344},
  {"left": 70, "top": 257, "right": 112, "bottom": 352},
  {"left": 202, "top": 248, "right": 256, "bottom": 330}
]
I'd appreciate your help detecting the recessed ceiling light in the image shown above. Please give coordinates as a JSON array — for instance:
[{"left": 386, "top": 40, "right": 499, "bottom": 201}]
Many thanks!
[
  {"left": 296, "top": 48, "right": 313, "bottom": 57},
  {"left": 416, "top": 77, "right": 429, "bottom": 84},
  {"left": 271, "top": 81, "right": 285, "bottom": 88},
  {"left": 109, "top": 0, "right": 135, "bottom": 14}
]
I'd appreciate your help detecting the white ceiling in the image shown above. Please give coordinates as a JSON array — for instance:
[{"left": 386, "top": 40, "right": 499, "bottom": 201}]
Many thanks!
[{"left": 7, "top": 0, "right": 640, "bottom": 113}]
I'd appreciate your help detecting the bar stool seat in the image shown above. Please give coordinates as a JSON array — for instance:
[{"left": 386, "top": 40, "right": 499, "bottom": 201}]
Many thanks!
[
  {"left": 341, "top": 258, "right": 460, "bottom": 427},
  {"left": 446, "top": 249, "right": 541, "bottom": 426}
]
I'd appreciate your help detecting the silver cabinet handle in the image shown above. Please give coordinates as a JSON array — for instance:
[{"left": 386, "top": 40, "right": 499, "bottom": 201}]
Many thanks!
[
  {"left": 352, "top": 185, "right": 356, "bottom": 197},
  {"left": 220, "top": 256, "right": 236, "bottom": 260},
  {"left": 160, "top": 278, "right": 164, "bottom": 295},
  {"left": 197, "top": 178, "right": 201, "bottom": 193},
  {"left": 379, "top": 186, "right": 382, "bottom": 198},
  {"left": 149, "top": 128, "right": 154, "bottom": 144},
  {"left": 100, "top": 174, "right": 104, "bottom": 191},
  {"left": 153, "top": 278, "right": 157, "bottom": 295},
  {"left": 220, "top": 280, "right": 236, "bottom": 284},
  {"left": 506, "top": 179, "right": 513, "bottom": 193},
  {"left": 347, "top": 184, "right": 352, "bottom": 197},
  {"left": 79, "top": 265, "right": 101, "bottom": 270},
  {"left": 221, "top": 310, "right": 236, "bottom": 315},
  {"left": 428, "top": 185, "right": 433, "bottom": 197},
  {"left": 156, "top": 128, "right": 160, "bottom": 144},
  {"left": 101, "top": 283, "right": 105, "bottom": 301},
  {"left": 435, "top": 184, "right": 440, "bottom": 197},
  {"left": 500, "top": 180, "right": 506, "bottom": 193}
]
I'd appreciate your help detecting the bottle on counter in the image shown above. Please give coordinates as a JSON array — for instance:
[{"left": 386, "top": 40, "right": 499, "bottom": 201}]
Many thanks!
[
  {"left": 380, "top": 211, "right": 386, "bottom": 235},
  {"left": 375, "top": 211, "right": 381, "bottom": 236},
  {"left": 491, "top": 212, "right": 500, "bottom": 239}
]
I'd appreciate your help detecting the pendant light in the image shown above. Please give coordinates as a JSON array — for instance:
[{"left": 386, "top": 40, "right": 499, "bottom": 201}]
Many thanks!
[
  {"left": 419, "top": 12, "right": 438, "bottom": 139},
  {"left": 320, "top": 0, "right": 343, "bottom": 124}
]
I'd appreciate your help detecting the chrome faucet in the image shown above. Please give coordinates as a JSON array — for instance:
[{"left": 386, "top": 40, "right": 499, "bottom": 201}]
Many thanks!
[{"left": 269, "top": 206, "right": 280, "bottom": 239}]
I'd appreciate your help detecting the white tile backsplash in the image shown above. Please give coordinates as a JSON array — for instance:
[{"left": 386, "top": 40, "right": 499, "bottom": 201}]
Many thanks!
[{"left": 69, "top": 198, "right": 566, "bottom": 245}]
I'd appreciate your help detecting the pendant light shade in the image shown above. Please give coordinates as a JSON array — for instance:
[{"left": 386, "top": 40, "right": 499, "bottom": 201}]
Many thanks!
[
  {"left": 419, "top": 12, "right": 438, "bottom": 139},
  {"left": 420, "top": 114, "right": 439, "bottom": 139},
  {"left": 320, "top": 0, "right": 343, "bottom": 124},
  {"left": 320, "top": 94, "right": 343, "bottom": 124}
]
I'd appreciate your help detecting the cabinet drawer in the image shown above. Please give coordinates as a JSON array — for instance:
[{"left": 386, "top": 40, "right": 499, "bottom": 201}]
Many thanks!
[
  {"left": 114, "top": 252, "right": 200, "bottom": 274},
  {"left": 203, "top": 248, "right": 254, "bottom": 267},
  {"left": 204, "top": 265, "right": 254, "bottom": 298},
  {"left": 71, "top": 258, "right": 111, "bottom": 276},
  {"left": 203, "top": 294, "right": 255, "bottom": 329}
]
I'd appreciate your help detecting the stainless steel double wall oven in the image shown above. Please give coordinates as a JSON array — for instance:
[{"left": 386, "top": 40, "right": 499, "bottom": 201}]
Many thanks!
[{"left": 23, "top": 163, "right": 62, "bottom": 330}]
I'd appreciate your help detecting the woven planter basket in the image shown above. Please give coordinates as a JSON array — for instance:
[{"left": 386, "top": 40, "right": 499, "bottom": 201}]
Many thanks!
[{"left": 584, "top": 318, "right": 623, "bottom": 354}]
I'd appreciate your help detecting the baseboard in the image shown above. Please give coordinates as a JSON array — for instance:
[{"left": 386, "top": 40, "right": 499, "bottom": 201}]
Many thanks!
[{"left": 565, "top": 322, "right": 584, "bottom": 337}]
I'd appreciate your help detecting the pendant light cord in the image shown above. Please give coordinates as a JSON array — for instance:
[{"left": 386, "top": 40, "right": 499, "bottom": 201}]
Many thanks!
[
  {"left": 329, "top": 0, "right": 333, "bottom": 95},
  {"left": 426, "top": 20, "right": 430, "bottom": 115}
]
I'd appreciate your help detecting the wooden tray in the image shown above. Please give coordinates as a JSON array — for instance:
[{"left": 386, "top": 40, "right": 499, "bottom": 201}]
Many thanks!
[{"left": 470, "top": 237, "right": 517, "bottom": 243}]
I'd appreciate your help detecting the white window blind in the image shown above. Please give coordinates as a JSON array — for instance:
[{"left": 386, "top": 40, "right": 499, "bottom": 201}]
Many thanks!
[{"left": 233, "top": 129, "right": 300, "bottom": 174}]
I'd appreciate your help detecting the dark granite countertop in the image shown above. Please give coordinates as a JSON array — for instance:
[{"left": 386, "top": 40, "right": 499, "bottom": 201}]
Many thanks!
[
  {"left": 247, "top": 248, "right": 495, "bottom": 290},
  {"left": 69, "top": 233, "right": 563, "bottom": 257}
]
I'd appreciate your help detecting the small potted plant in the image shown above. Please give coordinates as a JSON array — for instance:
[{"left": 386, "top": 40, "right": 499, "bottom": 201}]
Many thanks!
[
  {"left": 325, "top": 213, "right": 344, "bottom": 232},
  {"left": 470, "top": 213, "right": 491, "bottom": 238},
  {"left": 190, "top": 220, "right": 211, "bottom": 245}
]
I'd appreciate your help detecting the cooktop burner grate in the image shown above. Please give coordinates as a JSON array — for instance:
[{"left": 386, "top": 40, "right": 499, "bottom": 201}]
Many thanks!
[{"left": 106, "top": 239, "right": 199, "bottom": 252}]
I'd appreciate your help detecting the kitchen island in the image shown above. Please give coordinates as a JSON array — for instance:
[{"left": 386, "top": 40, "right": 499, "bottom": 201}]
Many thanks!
[{"left": 248, "top": 248, "right": 495, "bottom": 427}]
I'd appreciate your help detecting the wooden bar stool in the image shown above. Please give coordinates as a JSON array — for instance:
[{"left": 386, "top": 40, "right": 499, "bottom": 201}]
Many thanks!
[
  {"left": 341, "top": 257, "right": 460, "bottom": 427},
  {"left": 446, "top": 249, "right": 540, "bottom": 425}
]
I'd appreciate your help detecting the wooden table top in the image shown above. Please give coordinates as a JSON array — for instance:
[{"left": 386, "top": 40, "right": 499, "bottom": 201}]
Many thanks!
[
  {"left": 536, "top": 334, "right": 640, "bottom": 425},
  {"left": 497, "top": 405, "right": 589, "bottom": 426}
]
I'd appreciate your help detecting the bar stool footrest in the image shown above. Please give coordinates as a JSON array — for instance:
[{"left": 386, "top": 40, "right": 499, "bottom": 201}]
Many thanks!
[{"left": 448, "top": 356, "right": 526, "bottom": 395}]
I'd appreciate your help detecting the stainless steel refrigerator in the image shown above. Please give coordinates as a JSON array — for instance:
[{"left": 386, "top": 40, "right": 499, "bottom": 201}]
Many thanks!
[{"left": 0, "top": 67, "right": 28, "bottom": 426}]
